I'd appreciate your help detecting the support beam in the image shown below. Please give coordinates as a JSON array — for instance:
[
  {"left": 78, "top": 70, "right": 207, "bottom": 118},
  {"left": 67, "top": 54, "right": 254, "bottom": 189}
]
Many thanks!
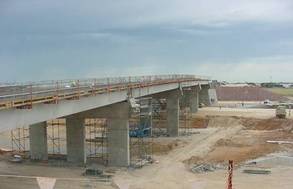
[
  {"left": 166, "top": 90, "right": 180, "bottom": 137},
  {"left": 107, "top": 102, "right": 130, "bottom": 167},
  {"left": 29, "top": 122, "right": 48, "bottom": 161},
  {"left": 66, "top": 117, "right": 86, "bottom": 165}
]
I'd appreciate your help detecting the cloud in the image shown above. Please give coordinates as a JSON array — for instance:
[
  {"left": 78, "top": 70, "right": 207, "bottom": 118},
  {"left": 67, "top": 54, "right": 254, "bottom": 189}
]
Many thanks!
[
  {"left": 193, "top": 55, "right": 293, "bottom": 82},
  {"left": 1, "top": 0, "right": 293, "bottom": 34},
  {"left": 0, "top": 1, "right": 293, "bottom": 82}
]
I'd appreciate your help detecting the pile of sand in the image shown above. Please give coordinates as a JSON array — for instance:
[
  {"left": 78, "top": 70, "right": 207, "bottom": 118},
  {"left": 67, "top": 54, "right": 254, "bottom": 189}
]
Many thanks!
[{"left": 241, "top": 118, "right": 293, "bottom": 131}]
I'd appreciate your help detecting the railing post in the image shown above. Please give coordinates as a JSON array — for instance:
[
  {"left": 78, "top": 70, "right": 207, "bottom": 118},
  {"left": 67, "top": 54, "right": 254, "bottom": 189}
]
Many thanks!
[
  {"left": 55, "top": 81, "right": 59, "bottom": 104},
  {"left": 77, "top": 80, "right": 80, "bottom": 99},
  {"left": 94, "top": 78, "right": 97, "bottom": 95},
  {"left": 29, "top": 83, "right": 33, "bottom": 109},
  {"left": 107, "top": 78, "right": 110, "bottom": 93}
]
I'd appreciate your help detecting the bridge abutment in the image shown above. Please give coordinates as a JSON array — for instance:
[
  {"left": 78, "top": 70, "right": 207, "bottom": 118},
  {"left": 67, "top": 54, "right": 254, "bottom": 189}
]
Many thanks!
[{"left": 29, "top": 122, "right": 48, "bottom": 161}]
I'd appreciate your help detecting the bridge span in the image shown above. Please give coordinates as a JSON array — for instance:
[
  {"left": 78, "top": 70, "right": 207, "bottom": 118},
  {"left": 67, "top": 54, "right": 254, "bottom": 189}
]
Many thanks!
[{"left": 0, "top": 74, "right": 216, "bottom": 166}]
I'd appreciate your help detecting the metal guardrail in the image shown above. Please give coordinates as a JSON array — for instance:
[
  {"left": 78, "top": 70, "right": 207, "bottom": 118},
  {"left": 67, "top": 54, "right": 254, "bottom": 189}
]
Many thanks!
[{"left": 0, "top": 74, "right": 209, "bottom": 110}]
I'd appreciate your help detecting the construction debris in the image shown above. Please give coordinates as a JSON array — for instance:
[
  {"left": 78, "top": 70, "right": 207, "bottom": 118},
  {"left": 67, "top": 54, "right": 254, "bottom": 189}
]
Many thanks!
[
  {"left": 84, "top": 168, "right": 103, "bottom": 176},
  {"left": 190, "top": 164, "right": 216, "bottom": 173},
  {"left": 0, "top": 148, "right": 12, "bottom": 154},
  {"left": 131, "top": 156, "right": 154, "bottom": 168},
  {"left": 9, "top": 154, "right": 22, "bottom": 163},
  {"left": 267, "top": 140, "right": 293, "bottom": 144},
  {"left": 83, "top": 168, "right": 112, "bottom": 182},
  {"left": 242, "top": 169, "right": 271, "bottom": 175}
]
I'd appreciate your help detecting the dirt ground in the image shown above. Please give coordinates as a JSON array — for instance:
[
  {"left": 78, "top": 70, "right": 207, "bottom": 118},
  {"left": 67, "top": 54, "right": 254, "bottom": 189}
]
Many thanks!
[
  {"left": 113, "top": 108, "right": 293, "bottom": 189},
  {"left": 0, "top": 107, "right": 293, "bottom": 188}
]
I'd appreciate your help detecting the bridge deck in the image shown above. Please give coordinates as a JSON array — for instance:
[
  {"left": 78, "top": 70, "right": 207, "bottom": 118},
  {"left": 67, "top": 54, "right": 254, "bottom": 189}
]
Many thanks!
[{"left": 0, "top": 75, "right": 208, "bottom": 110}]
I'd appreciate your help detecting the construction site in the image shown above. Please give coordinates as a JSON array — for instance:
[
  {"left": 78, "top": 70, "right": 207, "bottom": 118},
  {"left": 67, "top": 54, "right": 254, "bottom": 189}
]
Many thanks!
[{"left": 0, "top": 76, "right": 292, "bottom": 189}]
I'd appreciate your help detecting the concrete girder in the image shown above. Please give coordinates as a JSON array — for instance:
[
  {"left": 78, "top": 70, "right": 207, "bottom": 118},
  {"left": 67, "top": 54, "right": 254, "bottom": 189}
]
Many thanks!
[{"left": 0, "top": 81, "right": 209, "bottom": 133}]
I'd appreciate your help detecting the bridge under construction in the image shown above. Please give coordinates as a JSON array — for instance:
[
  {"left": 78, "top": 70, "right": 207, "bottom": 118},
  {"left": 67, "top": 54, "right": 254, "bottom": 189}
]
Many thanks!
[{"left": 0, "top": 74, "right": 217, "bottom": 167}]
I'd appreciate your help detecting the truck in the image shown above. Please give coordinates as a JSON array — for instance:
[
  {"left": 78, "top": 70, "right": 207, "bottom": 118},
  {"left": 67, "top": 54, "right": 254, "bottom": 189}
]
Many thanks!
[{"left": 276, "top": 105, "right": 286, "bottom": 119}]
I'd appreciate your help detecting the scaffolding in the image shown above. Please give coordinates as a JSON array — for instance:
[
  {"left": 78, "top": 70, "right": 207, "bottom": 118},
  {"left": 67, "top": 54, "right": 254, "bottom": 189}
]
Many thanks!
[
  {"left": 10, "top": 126, "right": 29, "bottom": 153},
  {"left": 152, "top": 99, "right": 167, "bottom": 137},
  {"left": 85, "top": 118, "right": 108, "bottom": 165},
  {"left": 129, "top": 97, "right": 153, "bottom": 168},
  {"left": 151, "top": 98, "right": 192, "bottom": 137},
  {"left": 180, "top": 107, "right": 192, "bottom": 136},
  {"left": 47, "top": 119, "right": 66, "bottom": 157}
]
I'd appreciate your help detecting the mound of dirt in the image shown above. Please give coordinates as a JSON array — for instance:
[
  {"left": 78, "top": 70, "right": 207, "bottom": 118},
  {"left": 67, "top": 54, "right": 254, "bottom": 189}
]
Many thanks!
[
  {"left": 183, "top": 116, "right": 293, "bottom": 166},
  {"left": 205, "top": 144, "right": 279, "bottom": 164},
  {"left": 241, "top": 118, "right": 293, "bottom": 131},
  {"left": 207, "top": 116, "right": 242, "bottom": 128},
  {"left": 216, "top": 86, "right": 288, "bottom": 101}
]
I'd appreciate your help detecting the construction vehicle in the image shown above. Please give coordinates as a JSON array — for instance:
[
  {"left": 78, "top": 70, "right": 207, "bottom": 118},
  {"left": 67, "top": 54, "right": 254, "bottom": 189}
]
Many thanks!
[
  {"left": 129, "top": 97, "right": 152, "bottom": 138},
  {"left": 276, "top": 105, "right": 286, "bottom": 119},
  {"left": 129, "top": 123, "right": 151, "bottom": 138}
]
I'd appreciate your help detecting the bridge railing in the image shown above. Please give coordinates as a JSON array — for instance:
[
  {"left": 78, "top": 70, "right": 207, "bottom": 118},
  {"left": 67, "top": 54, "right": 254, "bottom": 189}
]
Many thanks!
[{"left": 0, "top": 74, "right": 209, "bottom": 109}]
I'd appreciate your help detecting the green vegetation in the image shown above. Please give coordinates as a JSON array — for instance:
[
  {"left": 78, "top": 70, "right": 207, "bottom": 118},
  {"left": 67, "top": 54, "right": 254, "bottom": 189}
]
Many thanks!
[{"left": 266, "top": 88, "right": 293, "bottom": 97}]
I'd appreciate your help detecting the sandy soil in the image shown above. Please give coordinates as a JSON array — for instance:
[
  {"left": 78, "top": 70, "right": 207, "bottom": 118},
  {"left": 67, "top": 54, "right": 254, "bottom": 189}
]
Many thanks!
[
  {"left": 113, "top": 112, "right": 293, "bottom": 189},
  {"left": 113, "top": 120, "right": 243, "bottom": 189}
]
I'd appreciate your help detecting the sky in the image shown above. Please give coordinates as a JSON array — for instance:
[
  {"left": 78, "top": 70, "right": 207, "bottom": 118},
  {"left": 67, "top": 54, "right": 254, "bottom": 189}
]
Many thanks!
[{"left": 1, "top": 0, "right": 293, "bottom": 82}]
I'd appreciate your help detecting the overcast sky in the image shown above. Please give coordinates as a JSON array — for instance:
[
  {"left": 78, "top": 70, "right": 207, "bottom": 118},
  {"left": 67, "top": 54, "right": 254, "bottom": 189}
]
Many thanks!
[{"left": 1, "top": 0, "right": 293, "bottom": 82}]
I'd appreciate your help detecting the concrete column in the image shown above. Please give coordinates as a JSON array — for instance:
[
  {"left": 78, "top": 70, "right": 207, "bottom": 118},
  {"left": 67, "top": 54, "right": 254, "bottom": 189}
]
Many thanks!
[
  {"left": 199, "top": 85, "right": 211, "bottom": 106},
  {"left": 167, "top": 90, "right": 180, "bottom": 137},
  {"left": 66, "top": 117, "right": 86, "bottom": 165},
  {"left": 107, "top": 102, "right": 130, "bottom": 167},
  {"left": 29, "top": 122, "right": 48, "bottom": 161},
  {"left": 190, "top": 87, "right": 199, "bottom": 113}
]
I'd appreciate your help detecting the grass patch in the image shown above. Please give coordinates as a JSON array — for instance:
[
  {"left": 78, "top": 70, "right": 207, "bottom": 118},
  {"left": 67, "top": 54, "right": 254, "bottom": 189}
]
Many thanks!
[{"left": 266, "top": 88, "right": 293, "bottom": 97}]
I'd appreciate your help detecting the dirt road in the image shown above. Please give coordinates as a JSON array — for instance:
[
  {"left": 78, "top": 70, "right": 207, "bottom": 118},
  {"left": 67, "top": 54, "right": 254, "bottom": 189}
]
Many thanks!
[{"left": 114, "top": 118, "right": 243, "bottom": 189}]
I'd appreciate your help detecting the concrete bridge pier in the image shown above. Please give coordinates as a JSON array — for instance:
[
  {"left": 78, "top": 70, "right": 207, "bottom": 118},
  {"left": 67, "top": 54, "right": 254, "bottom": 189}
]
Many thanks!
[
  {"left": 199, "top": 85, "right": 218, "bottom": 106},
  {"left": 166, "top": 90, "right": 180, "bottom": 137},
  {"left": 66, "top": 117, "right": 86, "bottom": 165},
  {"left": 29, "top": 122, "right": 48, "bottom": 161},
  {"left": 189, "top": 86, "right": 199, "bottom": 113},
  {"left": 107, "top": 102, "right": 130, "bottom": 167},
  {"left": 199, "top": 85, "right": 211, "bottom": 106}
]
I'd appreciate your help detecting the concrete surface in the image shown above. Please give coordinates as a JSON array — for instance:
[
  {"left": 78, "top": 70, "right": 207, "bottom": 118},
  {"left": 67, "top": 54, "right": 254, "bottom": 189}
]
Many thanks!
[
  {"left": 166, "top": 90, "right": 180, "bottom": 137},
  {"left": 29, "top": 122, "right": 48, "bottom": 161},
  {"left": 107, "top": 102, "right": 130, "bottom": 167},
  {"left": 189, "top": 87, "right": 199, "bottom": 113},
  {"left": 66, "top": 117, "right": 86, "bottom": 165}
]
